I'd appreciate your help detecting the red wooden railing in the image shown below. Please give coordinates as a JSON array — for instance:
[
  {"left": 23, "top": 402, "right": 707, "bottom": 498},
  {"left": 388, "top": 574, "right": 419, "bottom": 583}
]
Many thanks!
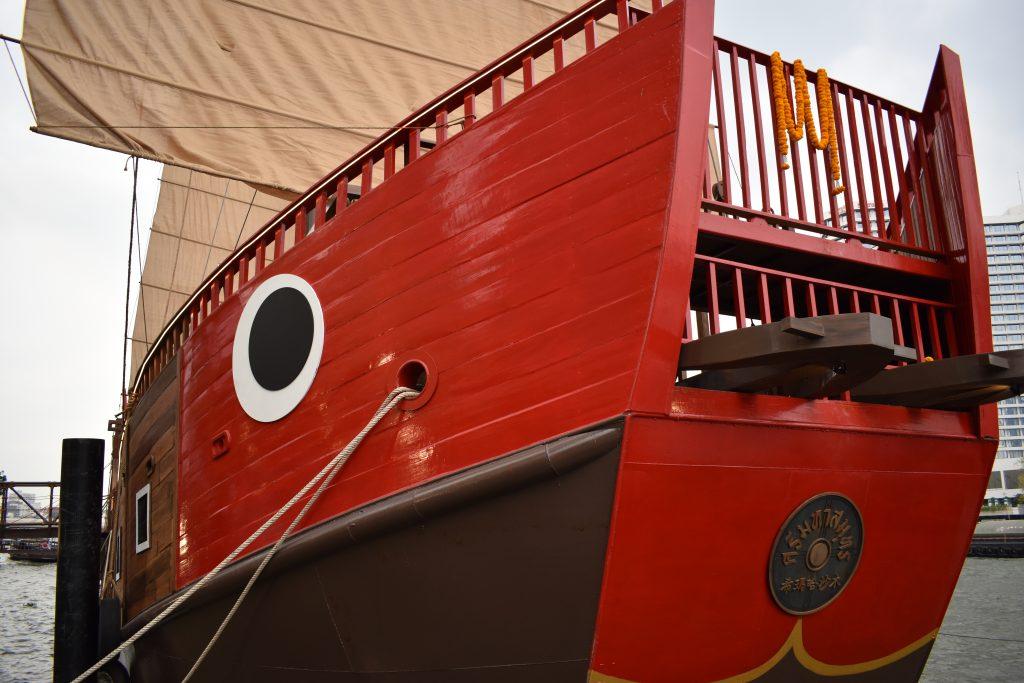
[
  {"left": 705, "top": 38, "right": 946, "bottom": 259},
  {"left": 684, "top": 254, "right": 959, "bottom": 363},
  {"left": 131, "top": 0, "right": 661, "bottom": 396},
  {"left": 131, "top": 0, "right": 981, "bottom": 406}
]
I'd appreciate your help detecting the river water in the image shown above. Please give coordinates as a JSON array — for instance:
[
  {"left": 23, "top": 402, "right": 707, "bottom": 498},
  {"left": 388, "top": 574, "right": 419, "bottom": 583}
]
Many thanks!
[{"left": 0, "top": 555, "right": 1021, "bottom": 681}]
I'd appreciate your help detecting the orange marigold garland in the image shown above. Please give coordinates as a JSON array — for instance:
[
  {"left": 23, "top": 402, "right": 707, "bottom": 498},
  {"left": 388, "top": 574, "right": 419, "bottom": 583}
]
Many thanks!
[{"left": 770, "top": 51, "right": 845, "bottom": 195}]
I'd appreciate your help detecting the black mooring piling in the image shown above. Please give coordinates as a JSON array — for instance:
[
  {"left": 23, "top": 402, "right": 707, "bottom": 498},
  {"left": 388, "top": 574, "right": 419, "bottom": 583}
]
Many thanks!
[{"left": 53, "top": 438, "right": 104, "bottom": 683}]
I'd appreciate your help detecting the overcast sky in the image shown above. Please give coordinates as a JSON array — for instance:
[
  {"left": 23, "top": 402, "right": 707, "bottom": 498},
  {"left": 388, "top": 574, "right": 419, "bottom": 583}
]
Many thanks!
[{"left": 1, "top": 0, "right": 1022, "bottom": 481}]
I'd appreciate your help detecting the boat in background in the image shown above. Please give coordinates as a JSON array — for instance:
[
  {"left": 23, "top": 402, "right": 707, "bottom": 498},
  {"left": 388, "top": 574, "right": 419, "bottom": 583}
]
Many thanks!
[
  {"left": 6, "top": 539, "right": 58, "bottom": 563},
  {"left": 17, "top": 0, "right": 1022, "bottom": 680}
]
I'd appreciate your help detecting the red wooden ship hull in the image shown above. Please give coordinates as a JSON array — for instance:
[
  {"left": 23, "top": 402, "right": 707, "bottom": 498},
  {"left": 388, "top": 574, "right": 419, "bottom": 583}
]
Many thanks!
[{"left": 103, "top": 1, "right": 1003, "bottom": 680}]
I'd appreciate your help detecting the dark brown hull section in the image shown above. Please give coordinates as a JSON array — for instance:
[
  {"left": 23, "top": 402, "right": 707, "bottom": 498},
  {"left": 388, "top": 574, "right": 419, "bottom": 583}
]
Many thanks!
[{"left": 125, "top": 426, "right": 622, "bottom": 681}]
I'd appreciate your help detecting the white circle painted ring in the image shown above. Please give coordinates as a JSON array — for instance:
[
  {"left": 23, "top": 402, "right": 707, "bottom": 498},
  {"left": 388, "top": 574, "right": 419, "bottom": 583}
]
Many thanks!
[{"left": 232, "top": 274, "right": 324, "bottom": 422}]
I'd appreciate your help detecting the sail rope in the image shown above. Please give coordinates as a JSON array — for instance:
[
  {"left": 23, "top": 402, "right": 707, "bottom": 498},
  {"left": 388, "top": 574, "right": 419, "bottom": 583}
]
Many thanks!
[
  {"left": 71, "top": 386, "right": 420, "bottom": 683},
  {"left": 3, "top": 36, "right": 36, "bottom": 124},
  {"left": 28, "top": 118, "right": 470, "bottom": 131},
  {"left": 120, "top": 157, "right": 139, "bottom": 407},
  {"left": 769, "top": 52, "right": 845, "bottom": 195}
]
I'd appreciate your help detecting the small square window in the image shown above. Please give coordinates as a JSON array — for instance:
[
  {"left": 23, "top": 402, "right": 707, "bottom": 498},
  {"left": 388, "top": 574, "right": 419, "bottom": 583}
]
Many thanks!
[{"left": 135, "top": 484, "right": 151, "bottom": 553}]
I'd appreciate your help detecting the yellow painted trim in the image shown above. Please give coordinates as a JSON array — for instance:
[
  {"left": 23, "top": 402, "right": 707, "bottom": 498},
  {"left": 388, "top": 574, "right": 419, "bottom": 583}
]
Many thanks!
[
  {"left": 589, "top": 671, "right": 635, "bottom": 683},
  {"left": 587, "top": 621, "right": 938, "bottom": 683}
]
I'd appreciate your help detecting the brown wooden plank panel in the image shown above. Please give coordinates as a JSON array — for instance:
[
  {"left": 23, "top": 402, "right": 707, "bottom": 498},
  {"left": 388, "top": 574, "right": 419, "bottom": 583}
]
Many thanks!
[{"left": 124, "top": 355, "right": 179, "bottom": 620}]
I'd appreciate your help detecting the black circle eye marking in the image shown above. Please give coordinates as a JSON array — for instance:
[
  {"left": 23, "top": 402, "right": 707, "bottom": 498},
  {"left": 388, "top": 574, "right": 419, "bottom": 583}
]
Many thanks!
[
  {"left": 232, "top": 275, "right": 324, "bottom": 423},
  {"left": 248, "top": 287, "right": 315, "bottom": 391}
]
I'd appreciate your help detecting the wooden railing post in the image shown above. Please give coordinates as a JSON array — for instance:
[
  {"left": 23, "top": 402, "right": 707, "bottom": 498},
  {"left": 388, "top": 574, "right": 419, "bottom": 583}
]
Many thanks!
[
  {"left": 629, "top": 0, "right": 716, "bottom": 413},
  {"left": 920, "top": 46, "right": 991, "bottom": 357}
]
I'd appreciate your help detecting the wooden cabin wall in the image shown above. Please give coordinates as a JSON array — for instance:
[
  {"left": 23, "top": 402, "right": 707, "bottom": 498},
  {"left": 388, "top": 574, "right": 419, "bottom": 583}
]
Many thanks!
[
  {"left": 175, "top": 5, "right": 687, "bottom": 586},
  {"left": 124, "top": 355, "right": 179, "bottom": 620}
]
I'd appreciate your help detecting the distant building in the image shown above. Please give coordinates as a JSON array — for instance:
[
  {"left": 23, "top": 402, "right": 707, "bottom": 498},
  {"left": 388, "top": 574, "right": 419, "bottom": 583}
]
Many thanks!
[
  {"left": 826, "top": 203, "right": 890, "bottom": 237},
  {"left": 984, "top": 205, "right": 1024, "bottom": 505}
]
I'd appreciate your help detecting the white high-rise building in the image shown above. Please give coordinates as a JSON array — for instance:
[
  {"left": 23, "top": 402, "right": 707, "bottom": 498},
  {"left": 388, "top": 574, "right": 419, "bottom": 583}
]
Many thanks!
[{"left": 984, "top": 205, "right": 1024, "bottom": 504}]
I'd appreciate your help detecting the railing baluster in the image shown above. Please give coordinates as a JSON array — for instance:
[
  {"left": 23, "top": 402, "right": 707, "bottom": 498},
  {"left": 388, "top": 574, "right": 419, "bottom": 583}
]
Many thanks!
[
  {"left": 913, "top": 115, "right": 946, "bottom": 252},
  {"left": 806, "top": 137, "right": 824, "bottom": 225},
  {"left": 210, "top": 280, "right": 220, "bottom": 313},
  {"left": 361, "top": 159, "right": 373, "bottom": 195},
  {"left": 729, "top": 46, "right": 750, "bottom": 208},
  {"left": 783, "top": 278, "right": 795, "bottom": 317},
  {"left": 408, "top": 128, "right": 421, "bottom": 162},
  {"left": 927, "top": 307, "right": 944, "bottom": 359},
  {"left": 901, "top": 116, "right": 927, "bottom": 249},
  {"left": 707, "top": 262, "right": 720, "bottom": 335},
  {"left": 873, "top": 99, "right": 898, "bottom": 240},
  {"left": 747, "top": 53, "right": 771, "bottom": 212},
  {"left": 733, "top": 267, "right": 747, "bottom": 327},
  {"left": 462, "top": 94, "right": 475, "bottom": 130},
  {"left": 784, "top": 63, "right": 807, "bottom": 222},
  {"left": 860, "top": 95, "right": 887, "bottom": 237},
  {"left": 831, "top": 82, "right": 857, "bottom": 235},
  {"left": 616, "top": 0, "right": 629, "bottom": 32},
  {"left": 384, "top": 144, "right": 396, "bottom": 179},
  {"left": 910, "top": 303, "right": 925, "bottom": 361},
  {"left": 274, "top": 225, "right": 285, "bottom": 259},
  {"left": 553, "top": 36, "right": 564, "bottom": 71},
  {"left": 336, "top": 175, "right": 350, "bottom": 214},
  {"left": 844, "top": 87, "right": 872, "bottom": 236},
  {"left": 522, "top": 56, "right": 534, "bottom": 90},
  {"left": 758, "top": 272, "right": 772, "bottom": 323},
  {"left": 890, "top": 299, "right": 906, "bottom": 350},
  {"left": 711, "top": 43, "right": 731, "bottom": 204},
  {"left": 436, "top": 110, "right": 448, "bottom": 144},
  {"left": 849, "top": 290, "right": 860, "bottom": 313},
  {"left": 255, "top": 240, "right": 266, "bottom": 275},
  {"left": 943, "top": 310, "right": 959, "bottom": 357},
  {"left": 805, "top": 67, "right": 824, "bottom": 223},
  {"left": 887, "top": 105, "right": 913, "bottom": 245},
  {"left": 768, "top": 57, "right": 790, "bottom": 217},
  {"left": 584, "top": 18, "right": 596, "bottom": 52},
  {"left": 492, "top": 74, "right": 504, "bottom": 110},
  {"left": 806, "top": 282, "right": 818, "bottom": 317},
  {"left": 828, "top": 286, "right": 839, "bottom": 314},
  {"left": 314, "top": 194, "right": 326, "bottom": 230},
  {"left": 295, "top": 206, "right": 308, "bottom": 244}
]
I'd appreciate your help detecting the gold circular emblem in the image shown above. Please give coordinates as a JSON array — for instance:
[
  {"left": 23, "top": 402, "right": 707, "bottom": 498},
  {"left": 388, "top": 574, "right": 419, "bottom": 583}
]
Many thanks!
[{"left": 768, "top": 493, "right": 863, "bottom": 615}]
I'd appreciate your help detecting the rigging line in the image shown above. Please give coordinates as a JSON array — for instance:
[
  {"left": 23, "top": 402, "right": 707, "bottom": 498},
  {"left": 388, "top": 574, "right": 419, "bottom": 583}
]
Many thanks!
[
  {"left": 3, "top": 38, "right": 36, "bottom": 124},
  {"left": 233, "top": 189, "right": 259, "bottom": 251},
  {"left": 121, "top": 158, "right": 139, "bottom": 403},
  {"left": 726, "top": 148, "right": 743, "bottom": 189},
  {"left": 33, "top": 119, "right": 469, "bottom": 131},
  {"left": 134, "top": 281, "right": 198, "bottom": 298},
  {"left": 134, "top": 186, "right": 149, "bottom": 353},
  {"left": 157, "top": 177, "right": 283, "bottom": 212},
  {"left": 201, "top": 181, "right": 233, "bottom": 279},
  {"left": 159, "top": 169, "right": 195, "bottom": 326}
]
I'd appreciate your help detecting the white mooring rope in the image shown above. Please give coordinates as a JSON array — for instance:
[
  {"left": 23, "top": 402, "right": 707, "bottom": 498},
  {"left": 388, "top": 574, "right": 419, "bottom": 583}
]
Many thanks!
[{"left": 73, "top": 387, "right": 419, "bottom": 683}]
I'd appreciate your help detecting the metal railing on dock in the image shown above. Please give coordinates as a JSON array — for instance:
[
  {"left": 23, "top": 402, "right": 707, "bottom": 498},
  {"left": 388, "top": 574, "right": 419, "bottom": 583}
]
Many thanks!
[{"left": 0, "top": 481, "right": 60, "bottom": 541}]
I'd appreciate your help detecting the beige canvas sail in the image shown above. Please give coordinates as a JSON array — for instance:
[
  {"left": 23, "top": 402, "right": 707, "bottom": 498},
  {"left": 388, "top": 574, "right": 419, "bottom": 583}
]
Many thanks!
[
  {"left": 22, "top": 0, "right": 632, "bottom": 194},
  {"left": 129, "top": 167, "right": 288, "bottom": 375},
  {"left": 21, "top": 0, "right": 644, "bottom": 379}
]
